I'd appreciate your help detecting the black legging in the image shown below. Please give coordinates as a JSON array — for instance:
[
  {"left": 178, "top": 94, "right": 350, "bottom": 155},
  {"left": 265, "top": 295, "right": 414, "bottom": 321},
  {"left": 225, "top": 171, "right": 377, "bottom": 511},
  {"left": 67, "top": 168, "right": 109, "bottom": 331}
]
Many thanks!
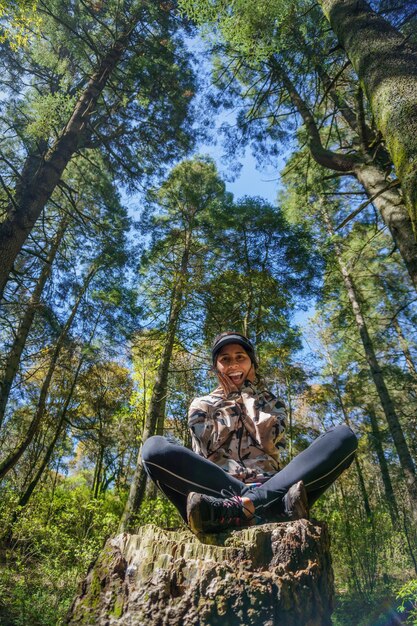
[{"left": 142, "top": 424, "right": 358, "bottom": 523}]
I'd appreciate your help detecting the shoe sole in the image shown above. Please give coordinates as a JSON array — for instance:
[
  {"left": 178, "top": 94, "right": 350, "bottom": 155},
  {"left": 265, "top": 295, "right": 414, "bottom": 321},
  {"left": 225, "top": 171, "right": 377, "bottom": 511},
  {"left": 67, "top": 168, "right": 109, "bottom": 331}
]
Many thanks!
[
  {"left": 187, "top": 492, "right": 203, "bottom": 534},
  {"left": 286, "top": 480, "right": 309, "bottom": 520}
]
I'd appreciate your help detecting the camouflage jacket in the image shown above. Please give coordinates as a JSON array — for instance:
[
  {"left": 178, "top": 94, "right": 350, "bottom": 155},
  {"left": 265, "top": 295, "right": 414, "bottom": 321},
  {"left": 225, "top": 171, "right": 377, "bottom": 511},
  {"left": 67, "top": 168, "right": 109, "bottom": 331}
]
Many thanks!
[{"left": 188, "top": 380, "right": 286, "bottom": 483}]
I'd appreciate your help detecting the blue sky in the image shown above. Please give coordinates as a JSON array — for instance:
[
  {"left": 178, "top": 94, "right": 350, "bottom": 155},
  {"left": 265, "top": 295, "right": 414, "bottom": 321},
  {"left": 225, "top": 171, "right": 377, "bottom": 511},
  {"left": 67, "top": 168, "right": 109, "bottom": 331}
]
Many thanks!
[
  {"left": 186, "top": 33, "right": 286, "bottom": 206},
  {"left": 198, "top": 140, "right": 283, "bottom": 205}
]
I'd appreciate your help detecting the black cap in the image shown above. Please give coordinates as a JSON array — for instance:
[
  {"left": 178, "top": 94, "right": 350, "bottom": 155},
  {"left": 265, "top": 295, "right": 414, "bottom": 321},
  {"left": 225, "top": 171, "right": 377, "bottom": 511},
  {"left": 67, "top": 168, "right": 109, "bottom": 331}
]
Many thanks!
[{"left": 211, "top": 331, "right": 257, "bottom": 367}]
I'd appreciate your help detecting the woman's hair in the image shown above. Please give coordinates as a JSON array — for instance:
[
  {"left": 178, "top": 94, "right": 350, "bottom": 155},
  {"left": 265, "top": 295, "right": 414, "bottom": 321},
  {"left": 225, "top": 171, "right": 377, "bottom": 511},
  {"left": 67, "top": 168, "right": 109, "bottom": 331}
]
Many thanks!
[{"left": 211, "top": 331, "right": 258, "bottom": 368}]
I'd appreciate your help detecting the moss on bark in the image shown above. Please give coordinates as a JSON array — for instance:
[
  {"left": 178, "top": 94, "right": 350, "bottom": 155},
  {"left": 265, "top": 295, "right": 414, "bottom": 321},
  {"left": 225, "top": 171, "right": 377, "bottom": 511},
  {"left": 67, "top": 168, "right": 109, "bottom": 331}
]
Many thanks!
[{"left": 319, "top": 0, "right": 417, "bottom": 235}]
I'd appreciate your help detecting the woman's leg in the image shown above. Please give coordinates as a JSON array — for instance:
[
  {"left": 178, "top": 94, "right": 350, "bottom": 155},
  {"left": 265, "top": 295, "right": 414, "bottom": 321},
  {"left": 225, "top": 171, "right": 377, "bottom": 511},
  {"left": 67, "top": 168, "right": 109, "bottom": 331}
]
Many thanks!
[
  {"left": 142, "top": 435, "right": 246, "bottom": 521},
  {"left": 244, "top": 424, "right": 358, "bottom": 520}
]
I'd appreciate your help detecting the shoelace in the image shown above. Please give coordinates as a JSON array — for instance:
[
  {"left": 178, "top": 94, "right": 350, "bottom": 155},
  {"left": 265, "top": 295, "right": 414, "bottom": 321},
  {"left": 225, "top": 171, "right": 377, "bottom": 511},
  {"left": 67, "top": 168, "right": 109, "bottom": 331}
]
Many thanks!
[
  {"left": 219, "top": 488, "right": 257, "bottom": 524},
  {"left": 222, "top": 487, "right": 266, "bottom": 525}
]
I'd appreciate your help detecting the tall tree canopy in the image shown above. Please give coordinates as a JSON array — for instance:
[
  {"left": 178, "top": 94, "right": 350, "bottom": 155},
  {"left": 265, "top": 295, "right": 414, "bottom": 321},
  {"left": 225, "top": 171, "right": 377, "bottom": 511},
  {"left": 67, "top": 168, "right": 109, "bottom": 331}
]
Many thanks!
[
  {"left": 0, "top": 0, "right": 196, "bottom": 300},
  {"left": 0, "top": 2, "right": 417, "bottom": 624},
  {"left": 178, "top": 0, "right": 417, "bottom": 288}
]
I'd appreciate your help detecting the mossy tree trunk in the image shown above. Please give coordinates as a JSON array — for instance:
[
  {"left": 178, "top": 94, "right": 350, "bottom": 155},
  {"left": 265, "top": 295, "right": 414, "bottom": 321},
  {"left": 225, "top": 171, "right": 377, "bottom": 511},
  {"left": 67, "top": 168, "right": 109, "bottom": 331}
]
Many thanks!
[
  {"left": 353, "top": 163, "right": 417, "bottom": 290},
  {"left": 273, "top": 60, "right": 417, "bottom": 290},
  {"left": 318, "top": 0, "right": 417, "bottom": 235}
]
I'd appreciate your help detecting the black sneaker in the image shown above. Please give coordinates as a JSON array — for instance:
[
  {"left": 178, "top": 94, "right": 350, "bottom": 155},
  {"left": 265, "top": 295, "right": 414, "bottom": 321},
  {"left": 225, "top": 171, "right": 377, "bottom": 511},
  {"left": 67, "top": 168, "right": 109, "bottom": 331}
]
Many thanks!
[
  {"left": 283, "top": 480, "right": 309, "bottom": 520},
  {"left": 186, "top": 492, "right": 254, "bottom": 534}
]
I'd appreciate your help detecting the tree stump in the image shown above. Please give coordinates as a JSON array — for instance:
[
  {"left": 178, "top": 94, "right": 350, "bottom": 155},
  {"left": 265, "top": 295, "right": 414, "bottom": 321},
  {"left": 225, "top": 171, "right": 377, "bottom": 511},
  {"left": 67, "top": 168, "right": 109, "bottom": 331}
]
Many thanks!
[{"left": 66, "top": 520, "right": 334, "bottom": 625}]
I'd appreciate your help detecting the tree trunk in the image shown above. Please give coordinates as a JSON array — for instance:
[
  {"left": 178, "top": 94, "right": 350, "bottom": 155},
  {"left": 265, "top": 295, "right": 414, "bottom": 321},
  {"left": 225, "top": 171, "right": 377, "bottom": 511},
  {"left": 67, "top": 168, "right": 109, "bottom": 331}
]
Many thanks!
[
  {"left": 338, "top": 482, "right": 361, "bottom": 596},
  {"left": 366, "top": 404, "right": 399, "bottom": 526},
  {"left": 0, "top": 216, "right": 68, "bottom": 426},
  {"left": 318, "top": 0, "right": 417, "bottom": 234},
  {"left": 277, "top": 61, "right": 417, "bottom": 290},
  {"left": 325, "top": 353, "right": 373, "bottom": 519},
  {"left": 0, "top": 265, "right": 97, "bottom": 480},
  {"left": 273, "top": 61, "right": 357, "bottom": 173},
  {"left": 145, "top": 388, "right": 170, "bottom": 500},
  {"left": 402, "top": 509, "right": 417, "bottom": 575},
  {"left": 353, "top": 163, "right": 417, "bottom": 291},
  {"left": 323, "top": 209, "right": 417, "bottom": 520},
  {"left": 0, "top": 25, "right": 134, "bottom": 301},
  {"left": 17, "top": 354, "right": 83, "bottom": 509},
  {"left": 92, "top": 446, "right": 105, "bottom": 499},
  {"left": 119, "top": 243, "right": 190, "bottom": 532},
  {"left": 17, "top": 310, "right": 102, "bottom": 508},
  {"left": 392, "top": 316, "right": 417, "bottom": 381},
  {"left": 66, "top": 521, "right": 334, "bottom": 626}
]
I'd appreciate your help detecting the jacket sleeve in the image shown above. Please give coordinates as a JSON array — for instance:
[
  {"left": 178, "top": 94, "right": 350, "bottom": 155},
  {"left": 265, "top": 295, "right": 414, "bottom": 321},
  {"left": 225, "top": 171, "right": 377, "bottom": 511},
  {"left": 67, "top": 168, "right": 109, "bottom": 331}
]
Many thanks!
[
  {"left": 272, "top": 396, "right": 286, "bottom": 450},
  {"left": 188, "top": 397, "right": 213, "bottom": 458},
  {"left": 254, "top": 390, "right": 286, "bottom": 452},
  {"left": 245, "top": 390, "right": 286, "bottom": 458}
]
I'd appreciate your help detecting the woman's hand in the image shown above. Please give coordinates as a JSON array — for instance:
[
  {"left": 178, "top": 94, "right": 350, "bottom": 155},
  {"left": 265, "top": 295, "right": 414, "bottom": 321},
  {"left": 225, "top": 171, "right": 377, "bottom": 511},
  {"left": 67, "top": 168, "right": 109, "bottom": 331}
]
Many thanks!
[{"left": 216, "top": 370, "right": 239, "bottom": 396}]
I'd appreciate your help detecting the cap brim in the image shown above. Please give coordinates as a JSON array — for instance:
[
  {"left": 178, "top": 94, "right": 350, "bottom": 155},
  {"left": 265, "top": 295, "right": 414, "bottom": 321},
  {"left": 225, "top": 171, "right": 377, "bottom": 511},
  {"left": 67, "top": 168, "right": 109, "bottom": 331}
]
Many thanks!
[{"left": 212, "top": 335, "right": 254, "bottom": 362}]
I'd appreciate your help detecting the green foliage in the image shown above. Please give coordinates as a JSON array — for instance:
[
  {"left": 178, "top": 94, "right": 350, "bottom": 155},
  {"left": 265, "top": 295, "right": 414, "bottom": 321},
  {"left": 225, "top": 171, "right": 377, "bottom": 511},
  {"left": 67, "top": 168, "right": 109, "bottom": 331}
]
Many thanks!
[
  {"left": 0, "top": 475, "right": 123, "bottom": 625},
  {"left": 397, "top": 579, "right": 417, "bottom": 624},
  {"left": 314, "top": 483, "right": 416, "bottom": 625},
  {"left": 25, "top": 92, "right": 77, "bottom": 140},
  {"left": 0, "top": 2, "right": 417, "bottom": 623},
  {"left": 332, "top": 587, "right": 404, "bottom": 626},
  {"left": 0, "top": 558, "right": 78, "bottom": 626},
  {"left": 0, "top": 0, "right": 41, "bottom": 49},
  {"left": 134, "top": 494, "right": 183, "bottom": 530},
  {"left": 179, "top": 0, "right": 313, "bottom": 62}
]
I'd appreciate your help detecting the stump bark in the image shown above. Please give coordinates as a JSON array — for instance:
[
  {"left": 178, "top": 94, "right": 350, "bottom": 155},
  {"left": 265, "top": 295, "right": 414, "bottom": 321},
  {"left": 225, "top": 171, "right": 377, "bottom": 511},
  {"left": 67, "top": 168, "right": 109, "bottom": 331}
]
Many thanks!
[{"left": 66, "top": 519, "right": 334, "bottom": 626}]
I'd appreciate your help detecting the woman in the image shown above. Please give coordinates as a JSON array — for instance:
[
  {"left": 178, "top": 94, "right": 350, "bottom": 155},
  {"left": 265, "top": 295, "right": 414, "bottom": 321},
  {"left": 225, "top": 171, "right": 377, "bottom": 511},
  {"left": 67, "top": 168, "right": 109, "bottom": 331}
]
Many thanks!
[{"left": 142, "top": 331, "right": 358, "bottom": 534}]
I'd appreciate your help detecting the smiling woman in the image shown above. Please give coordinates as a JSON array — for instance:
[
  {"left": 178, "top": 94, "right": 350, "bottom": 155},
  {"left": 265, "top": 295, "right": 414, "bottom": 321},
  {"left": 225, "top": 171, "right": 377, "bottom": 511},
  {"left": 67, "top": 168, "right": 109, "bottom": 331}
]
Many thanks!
[
  {"left": 141, "top": 331, "right": 358, "bottom": 535},
  {"left": 216, "top": 344, "right": 253, "bottom": 385},
  {"left": 213, "top": 332, "right": 256, "bottom": 392}
]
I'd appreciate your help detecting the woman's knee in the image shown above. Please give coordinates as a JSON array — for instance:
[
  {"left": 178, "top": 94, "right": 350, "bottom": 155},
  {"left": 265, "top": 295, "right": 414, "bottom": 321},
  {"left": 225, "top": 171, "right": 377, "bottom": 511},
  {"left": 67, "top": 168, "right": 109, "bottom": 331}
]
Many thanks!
[
  {"left": 339, "top": 423, "right": 358, "bottom": 445},
  {"left": 142, "top": 435, "right": 170, "bottom": 463},
  {"left": 331, "top": 424, "right": 358, "bottom": 454}
]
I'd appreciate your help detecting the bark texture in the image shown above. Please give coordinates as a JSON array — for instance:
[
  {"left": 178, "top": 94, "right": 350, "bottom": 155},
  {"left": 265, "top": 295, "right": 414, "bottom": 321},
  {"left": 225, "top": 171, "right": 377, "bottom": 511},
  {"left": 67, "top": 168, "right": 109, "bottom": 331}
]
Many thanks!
[
  {"left": 66, "top": 521, "right": 334, "bottom": 626},
  {"left": 319, "top": 0, "right": 417, "bottom": 234},
  {"left": 275, "top": 59, "right": 417, "bottom": 290},
  {"left": 353, "top": 164, "right": 417, "bottom": 290}
]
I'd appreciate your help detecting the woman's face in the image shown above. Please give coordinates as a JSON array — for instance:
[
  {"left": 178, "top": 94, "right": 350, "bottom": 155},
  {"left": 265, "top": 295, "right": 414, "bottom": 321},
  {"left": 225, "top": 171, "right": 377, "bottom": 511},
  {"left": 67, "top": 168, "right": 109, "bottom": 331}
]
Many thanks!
[{"left": 215, "top": 343, "right": 255, "bottom": 388}]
